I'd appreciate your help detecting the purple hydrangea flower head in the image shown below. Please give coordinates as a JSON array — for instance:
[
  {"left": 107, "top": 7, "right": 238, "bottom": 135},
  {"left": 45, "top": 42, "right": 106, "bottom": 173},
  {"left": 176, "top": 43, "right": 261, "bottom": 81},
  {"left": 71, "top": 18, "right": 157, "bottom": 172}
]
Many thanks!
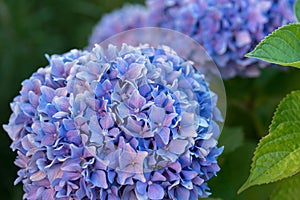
[
  {"left": 89, "top": 4, "right": 148, "bottom": 49},
  {"left": 89, "top": 0, "right": 295, "bottom": 78},
  {"left": 146, "top": 0, "right": 296, "bottom": 78},
  {"left": 4, "top": 42, "right": 224, "bottom": 199}
]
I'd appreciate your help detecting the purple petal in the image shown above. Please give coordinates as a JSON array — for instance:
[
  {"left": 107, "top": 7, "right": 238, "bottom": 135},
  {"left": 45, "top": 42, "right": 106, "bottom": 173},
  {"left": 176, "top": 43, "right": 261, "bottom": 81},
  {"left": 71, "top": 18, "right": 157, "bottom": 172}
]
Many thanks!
[
  {"left": 30, "top": 171, "right": 46, "bottom": 181},
  {"left": 148, "top": 183, "right": 164, "bottom": 199},
  {"left": 41, "top": 122, "right": 56, "bottom": 134},
  {"left": 129, "top": 90, "right": 146, "bottom": 109},
  {"left": 149, "top": 106, "right": 165, "bottom": 124},
  {"left": 62, "top": 119, "right": 76, "bottom": 130},
  {"left": 163, "top": 113, "right": 177, "bottom": 127},
  {"left": 46, "top": 164, "right": 63, "bottom": 186},
  {"left": 158, "top": 127, "right": 170, "bottom": 145},
  {"left": 91, "top": 170, "right": 108, "bottom": 189},
  {"left": 41, "top": 86, "right": 55, "bottom": 102},
  {"left": 53, "top": 96, "right": 70, "bottom": 112},
  {"left": 20, "top": 103, "right": 36, "bottom": 117},
  {"left": 62, "top": 171, "right": 81, "bottom": 181},
  {"left": 125, "top": 63, "right": 144, "bottom": 79},
  {"left": 151, "top": 172, "right": 166, "bottom": 182},
  {"left": 236, "top": 30, "right": 251, "bottom": 47},
  {"left": 168, "top": 139, "right": 189, "bottom": 155},
  {"left": 100, "top": 114, "right": 114, "bottom": 129},
  {"left": 175, "top": 186, "right": 190, "bottom": 200},
  {"left": 51, "top": 58, "right": 65, "bottom": 77}
]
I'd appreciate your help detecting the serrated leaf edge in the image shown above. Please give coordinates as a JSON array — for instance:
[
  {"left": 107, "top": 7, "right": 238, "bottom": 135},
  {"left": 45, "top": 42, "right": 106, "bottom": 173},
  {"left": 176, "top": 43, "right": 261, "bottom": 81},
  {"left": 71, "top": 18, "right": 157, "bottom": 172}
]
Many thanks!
[
  {"left": 246, "top": 24, "right": 300, "bottom": 68},
  {"left": 238, "top": 91, "right": 300, "bottom": 193}
]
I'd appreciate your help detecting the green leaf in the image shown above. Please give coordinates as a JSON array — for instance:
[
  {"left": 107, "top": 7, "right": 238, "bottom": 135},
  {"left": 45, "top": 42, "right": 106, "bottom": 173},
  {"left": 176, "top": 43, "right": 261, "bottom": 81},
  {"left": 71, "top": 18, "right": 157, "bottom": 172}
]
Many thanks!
[
  {"left": 246, "top": 24, "right": 300, "bottom": 68},
  {"left": 218, "top": 127, "right": 244, "bottom": 154},
  {"left": 270, "top": 173, "right": 300, "bottom": 200},
  {"left": 238, "top": 91, "right": 300, "bottom": 193},
  {"left": 295, "top": 0, "right": 300, "bottom": 22}
]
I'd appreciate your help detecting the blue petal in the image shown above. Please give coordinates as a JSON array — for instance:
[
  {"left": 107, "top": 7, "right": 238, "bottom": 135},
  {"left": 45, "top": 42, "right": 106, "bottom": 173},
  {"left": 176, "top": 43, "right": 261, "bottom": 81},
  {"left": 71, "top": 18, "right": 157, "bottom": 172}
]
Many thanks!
[
  {"left": 175, "top": 186, "right": 190, "bottom": 200},
  {"left": 91, "top": 170, "right": 108, "bottom": 189},
  {"left": 41, "top": 86, "right": 55, "bottom": 102},
  {"left": 136, "top": 181, "right": 147, "bottom": 194}
]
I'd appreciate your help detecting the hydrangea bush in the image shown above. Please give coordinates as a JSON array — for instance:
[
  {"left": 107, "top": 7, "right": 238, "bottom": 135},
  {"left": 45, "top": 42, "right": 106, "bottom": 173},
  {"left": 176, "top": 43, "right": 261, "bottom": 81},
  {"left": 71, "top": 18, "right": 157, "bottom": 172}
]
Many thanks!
[
  {"left": 89, "top": 5, "right": 148, "bottom": 48},
  {"left": 4, "top": 43, "right": 223, "bottom": 199},
  {"left": 88, "top": 0, "right": 295, "bottom": 78}
]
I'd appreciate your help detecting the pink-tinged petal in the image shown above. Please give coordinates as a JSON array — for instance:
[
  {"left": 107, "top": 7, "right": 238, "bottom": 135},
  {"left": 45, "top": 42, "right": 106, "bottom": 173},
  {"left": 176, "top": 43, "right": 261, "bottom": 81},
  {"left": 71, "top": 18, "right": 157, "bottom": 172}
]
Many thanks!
[
  {"left": 151, "top": 172, "right": 166, "bottom": 182},
  {"left": 41, "top": 86, "right": 55, "bottom": 102},
  {"left": 149, "top": 106, "right": 165, "bottom": 124},
  {"left": 41, "top": 122, "right": 56, "bottom": 134},
  {"left": 168, "top": 162, "right": 182, "bottom": 173},
  {"left": 236, "top": 30, "right": 251, "bottom": 47},
  {"left": 76, "top": 71, "right": 96, "bottom": 82},
  {"left": 47, "top": 164, "right": 64, "bottom": 186},
  {"left": 129, "top": 90, "right": 146, "bottom": 109},
  {"left": 180, "top": 125, "right": 197, "bottom": 137},
  {"left": 61, "top": 158, "right": 81, "bottom": 172},
  {"left": 3, "top": 124, "right": 23, "bottom": 141},
  {"left": 168, "top": 139, "right": 189, "bottom": 155},
  {"left": 163, "top": 113, "right": 177, "bottom": 127},
  {"left": 117, "top": 171, "right": 133, "bottom": 185},
  {"left": 100, "top": 113, "right": 115, "bottom": 129},
  {"left": 148, "top": 183, "right": 165, "bottom": 199},
  {"left": 125, "top": 63, "right": 144, "bottom": 79},
  {"left": 41, "top": 134, "right": 55, "bottom": 146},
  {"left": 180, "top": 112, "right": 194, "bottom": 126},
  {"left": 91, "top": 170, "right": 108, "bottom": 189},
  {"left": 53, "top": 96, "right": 70, "bottom": 112},
  {"left": 30, "top": 171, "right": 47, "bottom": 181}
]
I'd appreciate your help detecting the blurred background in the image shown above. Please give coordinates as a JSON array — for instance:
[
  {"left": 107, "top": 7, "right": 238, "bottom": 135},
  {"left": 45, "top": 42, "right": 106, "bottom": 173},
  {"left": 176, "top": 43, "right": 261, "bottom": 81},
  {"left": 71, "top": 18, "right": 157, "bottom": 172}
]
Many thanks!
[{"left": 1, "top": 0, "right": 300, "bottom": 199}]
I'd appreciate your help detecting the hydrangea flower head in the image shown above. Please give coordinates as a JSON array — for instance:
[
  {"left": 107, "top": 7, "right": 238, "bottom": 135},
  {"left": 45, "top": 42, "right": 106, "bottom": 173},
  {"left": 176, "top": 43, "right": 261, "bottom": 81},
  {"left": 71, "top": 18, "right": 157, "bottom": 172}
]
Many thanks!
[
  {"left": 89, "top": 4, "right": 148, "bottom": 48},
  {"left": 4, "top": 43, "right": 223, "bottom": 199},
  {"left": 146, "top": 0, "right": 296, "bottom": 78},
  {"left": 88, "top": 0, "right": 295, "bottom": 78}
]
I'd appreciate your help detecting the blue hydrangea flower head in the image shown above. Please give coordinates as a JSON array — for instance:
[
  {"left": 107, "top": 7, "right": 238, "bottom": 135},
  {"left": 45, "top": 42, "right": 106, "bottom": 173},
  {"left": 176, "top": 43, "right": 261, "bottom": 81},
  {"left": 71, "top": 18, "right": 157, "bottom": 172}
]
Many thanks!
[
  {"left": 146, "top": 0, "right": 296, "bottom": 78},
  {"left": 89, "top": 4, "right": 148, "bottom": 49},
  {"left": 88, "top": 0, "right": 295, "bottom": 78},
  {"left": 4, "top": 43, "right": 223, "bottom": 199}
]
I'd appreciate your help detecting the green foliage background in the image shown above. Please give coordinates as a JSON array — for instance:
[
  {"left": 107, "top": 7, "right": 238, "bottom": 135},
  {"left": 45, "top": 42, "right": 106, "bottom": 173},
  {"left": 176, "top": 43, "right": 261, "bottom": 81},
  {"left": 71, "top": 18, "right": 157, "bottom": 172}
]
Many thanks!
[{"left": 1, "top": 0, "right": 300, "bottom": 199}]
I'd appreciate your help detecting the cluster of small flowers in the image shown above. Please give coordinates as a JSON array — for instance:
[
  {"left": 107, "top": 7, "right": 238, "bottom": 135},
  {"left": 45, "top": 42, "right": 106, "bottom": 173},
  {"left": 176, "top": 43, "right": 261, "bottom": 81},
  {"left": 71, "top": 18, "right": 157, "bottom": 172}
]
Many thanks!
[
  {"left": 89, "top": 5, "right": 148, "bottom": 49},
  {"left": 88, "top": 0, "right": 296, "bottom": 78},
  {"left": 4, "top": 43, "right": 223, "bottom": 200}
]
